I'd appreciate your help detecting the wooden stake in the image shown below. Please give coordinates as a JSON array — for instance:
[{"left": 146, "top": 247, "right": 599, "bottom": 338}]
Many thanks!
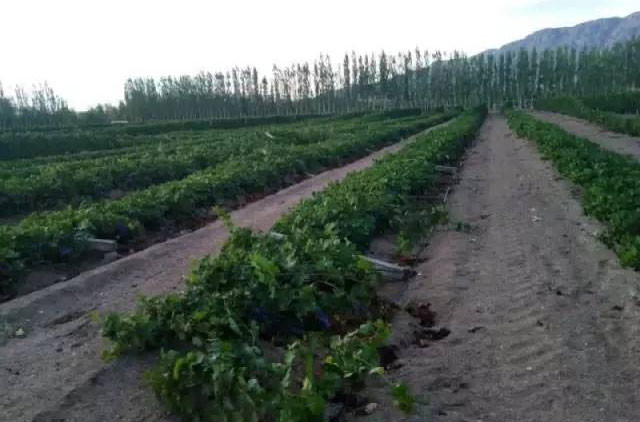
[
  {"left": 87, "top": 238, "right": 117, "bottom": 252},
  {"left": 434, "top": 165, "right": 457, "bottom": 175}
]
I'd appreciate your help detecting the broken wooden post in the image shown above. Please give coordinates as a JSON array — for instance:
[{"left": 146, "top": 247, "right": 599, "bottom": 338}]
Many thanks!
[
  {"left": 363, "top": 256, "right": 416, "bottom": 281},
  {"left": 269, "top": 231, "right": 416, "bottom": 281},
  {"left": 434, "top": 165, "right": 457, "bottom": 175},
  {"left": 269, "top": 231, "right": 286, "bottom": 240},
  {"left": 86, "top": 238, "right": 117, "bottom": 252}
]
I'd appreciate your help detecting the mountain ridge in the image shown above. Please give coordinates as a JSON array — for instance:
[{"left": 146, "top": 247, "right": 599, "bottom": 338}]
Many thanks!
[{"left": 487, "top": 11, "right": 640, "bottom": 54}]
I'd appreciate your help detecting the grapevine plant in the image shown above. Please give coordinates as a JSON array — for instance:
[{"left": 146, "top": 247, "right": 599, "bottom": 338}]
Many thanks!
[{"left": 102, "top": 108, "right": 487, "bottom": 421}]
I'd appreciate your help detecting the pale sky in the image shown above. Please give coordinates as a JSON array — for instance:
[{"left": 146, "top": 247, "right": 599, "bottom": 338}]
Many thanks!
[{"left": 1, "top": 0, "right": 638, "bottom": 110}]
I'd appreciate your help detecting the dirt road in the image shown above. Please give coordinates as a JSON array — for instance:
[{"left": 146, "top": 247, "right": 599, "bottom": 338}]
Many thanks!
[
  {"left": 0, "top": 121, "right": 451, "bottom": 422},
  {"left": 531, "top": 110, "right": 640, "bottom": 160},
  {"left": 360, "top": 115, "right": 640, "bottom": 422}
]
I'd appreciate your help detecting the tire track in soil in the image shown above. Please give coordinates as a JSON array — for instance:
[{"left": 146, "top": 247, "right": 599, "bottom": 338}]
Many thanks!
[
  {"left": 530, "top": 110, "right": 640, "bottom": 160},
  {"left": 356, "top": 115, "right": 640, "bottom": 422},
  {"left": 0, "top": 120, "right": 453, "bottom": 422}
]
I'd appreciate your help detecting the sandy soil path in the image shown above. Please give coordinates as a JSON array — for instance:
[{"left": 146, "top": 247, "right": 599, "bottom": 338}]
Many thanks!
[
  {"left": 360, "top": 115, "right": 640, "bottom": 422},
  {"left": 530, "top": 110, "right": 640, "bottom": 160},
  {"left": 0, "top": 121, "right": 452, "bottom": 422}
]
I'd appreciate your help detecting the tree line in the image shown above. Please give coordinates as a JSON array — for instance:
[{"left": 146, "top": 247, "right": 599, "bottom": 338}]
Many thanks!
[
  {"left": 0, "top": 82, "right": 123, "bottom": 130},
  {"left": 118, "top": 37, "right": 640, "bottom": 121},
  {"left": 1, "top": 37, "right": 639, "bottom": 128},
  {"left": 0, "top": 83, "right": 75, "bottom": 129}
]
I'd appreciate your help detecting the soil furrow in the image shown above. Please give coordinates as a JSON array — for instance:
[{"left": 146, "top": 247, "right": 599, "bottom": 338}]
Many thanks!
[{"left": 357, "top": 114, "right": 640, "bottom": 422}]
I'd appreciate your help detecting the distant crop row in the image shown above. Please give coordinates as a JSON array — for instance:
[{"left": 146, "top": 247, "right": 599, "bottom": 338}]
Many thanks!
[
  {"left": 101, "top": 108, "right": 486, "bottom": 421},
  {"left": 0, "top": 114, "right": 405, "bottom": 216},
  {"left": 0, "top": 131, "right": 249, "bottom": 214},
  {"left": 508, "top": 111, "right": 640, "bottom": 269},
  {"left": 0, "top": 109, "right": 423, "bottom": 172},
  {"left": 580, "top": 92, "right": 640, "bottom": 115},
  {"left": 0, "top": 131, "right": 230, "bottom": 180},
  {"left": 0, "top": 111, "right": 457, "bottom": 294},
  {"left": 0, "top": 114, "right": 330, "bottom": 161},
  {"left": 535, "top": 95, "right": 640, "bottom": 137},
  {"left": 0, "top": 119, "right": 326, "bottom": 177}
]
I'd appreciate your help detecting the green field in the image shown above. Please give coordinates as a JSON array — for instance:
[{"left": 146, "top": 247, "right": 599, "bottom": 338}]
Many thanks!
[{"left": 0, "top": 109, "right": 456, "bottom": 295}]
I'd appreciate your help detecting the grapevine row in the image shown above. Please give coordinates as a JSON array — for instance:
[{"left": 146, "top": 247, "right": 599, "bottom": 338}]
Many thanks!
[
  {"left": 536, "top": 96, "right": 640, "bottom": 137},
  {"left": 0, "top": 113, "right": 327, "bottom": 161},
  {"left": 102, "top": 107, "right": 487, "bottom": 421},
  {"left": 0, "top": 111, "right": 456, "bottom": 294},
  {"left": 0, "top": 114, "right": 411, "bottom": 215},
  {"left": 507, "top": 111, "right": 640, "bottom": 268}
]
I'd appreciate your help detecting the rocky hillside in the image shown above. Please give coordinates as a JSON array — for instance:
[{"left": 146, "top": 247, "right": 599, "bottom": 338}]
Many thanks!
[{"left": 491, "top": 11, "right": 640, "bottom": 53}]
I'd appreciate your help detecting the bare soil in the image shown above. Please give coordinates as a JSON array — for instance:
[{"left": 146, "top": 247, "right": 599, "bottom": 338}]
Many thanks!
[
  {"left": 0, "top": 122, "right": 449, "bottom": 422},
  {"left": 531, "top": 110, "right": 640, "bottom": 160},
  {"left": 356, "top": 115, "right": 640, "bottom": 422}
]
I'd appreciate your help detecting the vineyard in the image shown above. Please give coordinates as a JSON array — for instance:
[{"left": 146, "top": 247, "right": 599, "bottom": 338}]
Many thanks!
[
  {"left": 0, "top": 109, "right": 457, "bottom": 297},
  {"left": 3, "top": 20, "right": 640, "bottom": 422},
  {"left": 99, "top": 108, "right": 485, "bottom": 421}
]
